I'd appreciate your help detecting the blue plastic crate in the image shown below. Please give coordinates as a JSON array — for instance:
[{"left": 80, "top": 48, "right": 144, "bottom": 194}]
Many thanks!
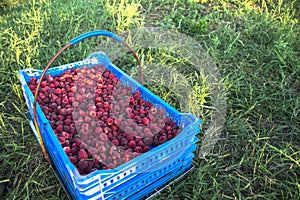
[{"left": 18, "top": 52, "right": 201, "bottom": 200}]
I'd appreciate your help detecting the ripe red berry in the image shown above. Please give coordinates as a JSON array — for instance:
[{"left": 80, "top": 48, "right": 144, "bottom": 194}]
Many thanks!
[
  {"left": 124, "top": 151, "right": 132, "bottom": 161},
  {"left": 62, "top": 131, "right": 70, "bottom": 139},
  {"left": 62, "top": 98, "right": 69, "bottom": 105},
  {"left": 63, "top": 146, "right": 71, "bottom": 154},
  {"left": 64, "top": 118, "right": 72, "bottom": 125},
  {"left": 159, "top": 136, "right": 167, "bottom": 144},
  {"left": 143, "top": 138, "right": 153, "bottom": 146},
  {"left": 102, "top": 71, "right": 108, "bottom": 78},
  {"left": 106, "top": 118, "right": 113, "bottom": 126},
  {"left": 93, "top": 155, "right": 100, "bottom": 163},
  {"left": 126, "top": 135, "right": 134, "bottom": 141},
  {"left": 164, "top": 117, "right": 172, "bottom": 125},
  {"left": 150, "top": 107, "right": 157, "bottom": 115},
  {"left": 88, "top": 147, "right": 97, "bottom": 156},
  {"left": 46, "top": 74, "right": 53, "bottom": 82},
  {"left": 103, "top": 127, "right": 110, "bottom": 134},
  {"left": 79, "top": 142, "right": 88, "bottom": 149},
  {"left": 108, "top": 73, "right": 115, "bottom": 79},
  {"left": 38, "top": 93, "right": 46, "bottom": 99},
  {"left": 54, "top": 88, "right": 62, "bottom": 95},
  {"left": 111, "top": 151, "right": 120, "bottom": 159},
  {"left": 78, "top": 160, "right": 88, "bottom": 170},
  {"left": 102, "top": 102, "right": 109, "bottom": 108},
  {"left": 58, "top": 137, "right": 65, "bottom": 144},
  {"left": 143, "top": 146, "right": 150, "bottom": 153},
  {"left": 120, "top": 138, "right": 128, "bottom": 146},
  {"left": 123, "top": 126, "right": 133, "bottom": 134},
  {"left": 78, "top": 149, "right": 88, "bottom": 160},
  {"left": 69, "top": 156, "right": 77, "bottom": 164},
  {"left": 110, "top": 125, "right": 118, "bottom": 131},
  {"left": 99, "top": 153, "right": 107, "bottom": 162},
  {"left": 70, "top": 86, "right": 77, "bottom": 93},
  {"left": 29, "top": 77, "right": 37, "bottom": 84},
  {"left": 165, "top": 126, "right": 172, "bottom": 132},
  {"left": 89, "top": 110, "right": 96, "bottom": 118},
  {"left": 112, "top": 139, "right": 119, "bottom": 146},
  {"left": 144, "top": 131, "right": 154, "bottom": 138},
  {"left": 168, "top": 135, "right": 173, "bottom": 140},
  {"left": 153, "top": 139, "right": 159, "bottom": 146},
  {"left": 56, "top": 124, "right": 63, "bottom": 132},
  {"left": 132, "top": 152, "right": 141, "bottom": 158},
  {"left": 97, "top": 145, "right": 106, "bottom": 153},
  {"left": 95, "top": 127, "right": 103, "bottom": 134},
  {"left": 84, "top": 116, "right": 92, "bottom": 123},
  {"left": 137, "top": 141, "right": 145, "bottom": 148},
  {"left": 99, "top": 133, "right": 108, "bottom": 141},
  {"left": 112, "top": 77, "right": 118, "bottom": 83},
  {"left": 74, "top": 138, "right": 82, "bottom": 147},
  {"left": 95, "top": 89, "right": 102, "bottom": 95},
  {"left": 142, "top": 117, "right": 150, "bottom": 125},
  {"left": 75, "top": 94, "right": 83, "bottom": 102},
  {"left": 86, "top": 92, "right": 93, "bottom": 99},
  {"left": 128, "top": 140, "right": 136, "bottom": 148}
]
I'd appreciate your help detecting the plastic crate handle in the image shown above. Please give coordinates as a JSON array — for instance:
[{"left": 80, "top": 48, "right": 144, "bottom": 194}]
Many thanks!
[
  {"left": 33, "top": 30, "right": 143, "bottom": 159},
  {"left": 70, "top": 30, "right": 123, "bottom": 44}
]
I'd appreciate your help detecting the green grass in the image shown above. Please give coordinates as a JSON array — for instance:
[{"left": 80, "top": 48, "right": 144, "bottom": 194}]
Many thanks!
[{"left": 0, "top": 0, "right": 299, "bottom": 199}]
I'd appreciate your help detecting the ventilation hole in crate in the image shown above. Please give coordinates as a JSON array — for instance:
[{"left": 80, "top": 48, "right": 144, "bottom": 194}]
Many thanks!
[
  {"left": 181, "top": 142, "right": 183, "bottom": 146},
  {"left": 124, "top": 172, "right": 127, "bottom": 176},
  {"left": 130, "top": 169, "right": 133, "bottom": 173},
  {"left": 130, "top": 186, "right": 134, "bottom": 190},
  {"left": 160, "top": 153, "right": 163, "bottom": 156},
  {"left": 136, "top": 166, "right": 139, "bottom": 170},
  {"left": 104, "top": 183, "right": 107, "bottom": 187},
  {"left": 173, "top": 162, "right": 176, "bottom": 165},
  {"left": 155, "top": 155, "right": 158, "bottom": 159},
  {"left": 149, "top": 176, "right": 152, "bottom": 179},
  {"left": 125, "top": 190, "right": 128, "bottom": 193},
  {"left": 113, "top": 197, "right": 116, "bottom": 200},
  {"left": 166, "top": 150, "right": 169, "bottom": 154},
  {"left": 117, "top": 176, "right": 120, "bottom": 180},
  {"left": 171, "top": 147, "right": 173, "bottom": 151},
  {"left": 176, "top": 144, "right": 178, "bottom": 148},
  {"left": 142, "top": 180, "right": 145, "bottom": 183},
  {"left": 159, "top": 170, "right": 162, "bottom": 173},
  {"left": 169, "top": 164, "right": 171, "bottom": 168},
  {"left": 150, "top": 158, "right": 152, "bottom": 162},
  {"left": 164, "top": 167, "right": 167, "bottom": 170},
  {"left": 111, "top": 179, "right": 114, "bottom": 183},
  {"left": 136, "top": 183, "right": 139, "bottom": 187},
  {"left": 142, "top": 163, "right": 145, "bottom": 166}
]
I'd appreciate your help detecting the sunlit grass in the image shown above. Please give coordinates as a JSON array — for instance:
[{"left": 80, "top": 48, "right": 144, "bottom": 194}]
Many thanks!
[
  {"left": 105, "top": 0, "right": 144, "bottom": 31},
  {"left": 0, "top": 0, "right": 299, "bottom": 199}
]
